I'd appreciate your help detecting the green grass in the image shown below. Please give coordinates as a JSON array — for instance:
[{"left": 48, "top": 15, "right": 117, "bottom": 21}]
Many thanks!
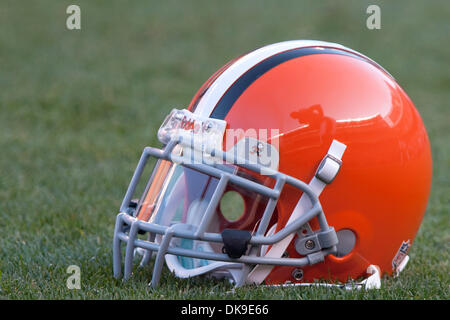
[{"left": 0, "top": 0, "right": 449, "bottom": 299}]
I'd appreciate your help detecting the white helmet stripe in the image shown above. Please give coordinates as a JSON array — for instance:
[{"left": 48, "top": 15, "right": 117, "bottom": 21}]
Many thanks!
[{"left": 194, "top": 40, "right": 362, "bottom": 117}]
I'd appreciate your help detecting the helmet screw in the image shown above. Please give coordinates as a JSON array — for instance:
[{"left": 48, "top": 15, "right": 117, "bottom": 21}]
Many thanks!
[
  {"left": 257, "top": 142, "right": 264, "bottom": 150},
  {"left": 204, "top": 122, "right": 213, "bottom": 132},
  {"left": 305, "top": 240, "right": 315, "bottom": 250},
  {"left": 291, "top": 268, "right": 304, "bottom": 281},
  {"left": 174, "top": 112, "right": 184, "bottom": 120},
  {"left": 282, "top": 251, "right": 289, "bottom": 258}
]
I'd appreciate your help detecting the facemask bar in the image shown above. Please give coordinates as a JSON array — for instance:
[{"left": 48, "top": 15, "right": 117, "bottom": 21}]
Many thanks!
[{"left": 113, "top": 137, "right": 339, "bottom": 288}]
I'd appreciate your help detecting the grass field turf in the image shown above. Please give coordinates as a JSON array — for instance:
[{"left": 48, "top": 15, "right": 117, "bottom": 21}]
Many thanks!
[{"left": 0, "top": 0, "right": 448, "bottom": 299}]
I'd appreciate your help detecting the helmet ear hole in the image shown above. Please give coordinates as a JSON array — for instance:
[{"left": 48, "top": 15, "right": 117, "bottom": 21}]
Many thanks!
[
  {"left": 334, "top": 229, "right": 356, "bottom": 257},
  {"left": 219, "top": 190, "right": 245, "bottom": 222}
]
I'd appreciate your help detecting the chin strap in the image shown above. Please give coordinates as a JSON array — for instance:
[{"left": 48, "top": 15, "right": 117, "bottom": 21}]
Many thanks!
[
  {"left": 394, "top": 254, "right": 410, "bottom": 277},
  {"left": 259, "top": 264, "right": 382, "bottom": 290},
  {"left": 247, "top": 140, "right": 347, "bottom": 285},
  {"left": 360, "top": 264, "right": 382, "bottom": 289}
]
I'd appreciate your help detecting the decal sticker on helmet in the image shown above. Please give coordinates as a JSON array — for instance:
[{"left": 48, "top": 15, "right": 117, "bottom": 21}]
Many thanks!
[{"left": 392, "top": 240, "right": 411, "bottom": 272}]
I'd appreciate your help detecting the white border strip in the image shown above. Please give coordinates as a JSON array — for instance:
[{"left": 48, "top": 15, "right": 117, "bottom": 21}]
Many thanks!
[{"left": 194, "top": 40, "right": 362, "bottom": 117}]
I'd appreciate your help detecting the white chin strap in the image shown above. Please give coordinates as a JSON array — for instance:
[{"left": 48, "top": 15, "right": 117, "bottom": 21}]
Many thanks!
[
  {"left": 395, "top": 254, "right": 410, "bottom": 277},
  {"left": 247, "top": 139, "right": 347, "bottom": 285},
  {"left": 361, "top": 265, "right": 382, "bottom": 289},
  {"left": 263, "top": 264, "right": 382, "bottom": 290}
]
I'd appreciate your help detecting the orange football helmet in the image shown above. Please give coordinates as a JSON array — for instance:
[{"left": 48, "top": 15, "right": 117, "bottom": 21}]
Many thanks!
[{"left": 113, "top": 40, "right": 432, "bottom": 289}]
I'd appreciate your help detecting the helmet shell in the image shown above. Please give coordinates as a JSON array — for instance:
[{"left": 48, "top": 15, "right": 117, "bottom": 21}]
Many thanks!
[{"left": 188, "top": 42, "right": 432, "bottom": 284}]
